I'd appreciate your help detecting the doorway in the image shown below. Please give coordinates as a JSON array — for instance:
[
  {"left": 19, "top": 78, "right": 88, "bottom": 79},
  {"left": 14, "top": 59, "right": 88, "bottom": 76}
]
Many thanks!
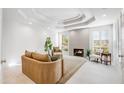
[{"left": 118, "top": 10, "right": 124, "bottom": 83}]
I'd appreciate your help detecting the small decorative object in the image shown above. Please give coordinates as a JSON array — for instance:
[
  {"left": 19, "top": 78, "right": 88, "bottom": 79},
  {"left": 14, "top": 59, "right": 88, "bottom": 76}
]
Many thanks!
[
  {"left": 86, "top": 49, "right": 91, "bottom": 60},
  {"left": 44, "top": 37, "right": 53, "bottom": 57}
]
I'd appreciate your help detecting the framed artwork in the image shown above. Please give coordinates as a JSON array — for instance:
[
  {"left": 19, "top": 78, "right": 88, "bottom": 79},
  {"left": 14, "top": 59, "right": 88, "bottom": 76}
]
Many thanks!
[{"left": 62, "top": 35, "right": 69, "bottom": 51}]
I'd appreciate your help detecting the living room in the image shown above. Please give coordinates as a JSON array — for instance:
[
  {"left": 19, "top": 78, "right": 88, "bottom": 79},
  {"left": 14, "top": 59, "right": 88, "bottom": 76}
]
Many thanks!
[{"left": 0, "top": 8, "right": 124, "bottom": 84}]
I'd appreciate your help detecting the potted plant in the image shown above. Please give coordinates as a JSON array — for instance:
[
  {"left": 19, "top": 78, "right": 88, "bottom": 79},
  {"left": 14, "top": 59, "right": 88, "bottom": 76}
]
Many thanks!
[
  {"left": 44, "top": 37, "right": 53, "bottom": 57},
  {"left": 86, "top": 49, "right": 91, "bottom": 60}
]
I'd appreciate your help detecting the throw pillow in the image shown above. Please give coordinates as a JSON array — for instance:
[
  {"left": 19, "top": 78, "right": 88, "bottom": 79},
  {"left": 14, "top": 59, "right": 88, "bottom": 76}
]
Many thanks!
[
  {"left": 51, "top": 55, "right": 60, "bottom": 61},
  {"left": 25, "top": 50, "right": 32, "bottom": 58},
  {"left": 54, "top": 47, "right": 61, "bottom": 52}
]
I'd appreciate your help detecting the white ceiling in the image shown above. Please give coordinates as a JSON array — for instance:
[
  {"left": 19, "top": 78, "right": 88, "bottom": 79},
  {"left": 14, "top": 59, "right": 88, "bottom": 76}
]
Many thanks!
[
  {"left": 87, "top": 8, "right": 122, "bottom": 27},
  {"left": 34, "top": 8, "right": 81, "bottom": 20},
  {"left": 6, "top": 8, "right": 122, "bottom": 29}
]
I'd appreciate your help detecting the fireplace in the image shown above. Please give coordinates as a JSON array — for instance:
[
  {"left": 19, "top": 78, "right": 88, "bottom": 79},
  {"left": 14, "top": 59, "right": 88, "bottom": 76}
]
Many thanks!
[{"left": 74, "top": 48, "right": 84, "bottom": 57}]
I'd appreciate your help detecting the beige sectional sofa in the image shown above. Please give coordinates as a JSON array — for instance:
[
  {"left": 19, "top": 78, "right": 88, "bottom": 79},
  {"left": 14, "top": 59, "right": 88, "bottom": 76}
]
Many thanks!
[{"left": 22, "top": 51, "right": 63, "bottom": 84}]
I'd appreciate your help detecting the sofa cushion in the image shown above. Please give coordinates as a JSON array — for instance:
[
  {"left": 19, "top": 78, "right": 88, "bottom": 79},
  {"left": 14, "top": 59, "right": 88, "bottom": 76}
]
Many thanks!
[
  {"left": 53, "top": 47, "right": 61, "bottom": 52},
  {"left": 25, "top": 50, "right": 32, "bottom": 58},
  {"left": 32, "top": 52, "right": 50, "bottom": 62}
]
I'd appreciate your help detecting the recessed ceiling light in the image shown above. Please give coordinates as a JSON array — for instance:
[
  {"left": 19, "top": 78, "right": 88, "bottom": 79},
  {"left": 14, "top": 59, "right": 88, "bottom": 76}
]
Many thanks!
[
  {"left": 103, "top": 14, "right": 107, "bottom": 17},
  {"left": 29, "top": 22, "right": 32, "bottom": 24}
]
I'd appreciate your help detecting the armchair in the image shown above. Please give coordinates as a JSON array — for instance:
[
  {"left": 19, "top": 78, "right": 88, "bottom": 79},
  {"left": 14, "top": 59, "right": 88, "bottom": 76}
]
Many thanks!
[{"left": 52, "top": 47, "right": 62, "bottom": 56}]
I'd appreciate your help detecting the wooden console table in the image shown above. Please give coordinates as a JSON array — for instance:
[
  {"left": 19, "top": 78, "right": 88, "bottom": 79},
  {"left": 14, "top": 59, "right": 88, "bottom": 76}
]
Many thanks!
[{"left": 101, "top": 53, "right": 111, "bottom": 65}]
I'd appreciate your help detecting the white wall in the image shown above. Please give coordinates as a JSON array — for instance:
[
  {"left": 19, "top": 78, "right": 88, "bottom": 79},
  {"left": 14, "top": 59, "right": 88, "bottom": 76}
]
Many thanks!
[
  {"left": 60, "top": 29, "right": 90, "bottom": 57},
  {"left": 69, "top": 29, "right": 89, "bottom": 57},
  {"left": 0, "top": 9, "right": 2, "bottom": 61},
  {"left": 2, "top": 9, "right": 58, "bottom": 64},
  {"left": 60, "top": 24, "right": 113, "bottom": 57}
]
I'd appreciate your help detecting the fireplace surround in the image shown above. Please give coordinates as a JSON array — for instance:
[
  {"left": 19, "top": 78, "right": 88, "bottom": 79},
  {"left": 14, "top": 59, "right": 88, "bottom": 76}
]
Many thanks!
[{"left": 74, "top": 49, "right": 84, "bottom": 57}]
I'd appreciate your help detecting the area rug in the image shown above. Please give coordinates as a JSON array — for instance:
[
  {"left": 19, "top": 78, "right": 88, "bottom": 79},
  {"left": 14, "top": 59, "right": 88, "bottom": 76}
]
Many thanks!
[{"left": 57, "top": 55, "right": 87, "bottom": 84}]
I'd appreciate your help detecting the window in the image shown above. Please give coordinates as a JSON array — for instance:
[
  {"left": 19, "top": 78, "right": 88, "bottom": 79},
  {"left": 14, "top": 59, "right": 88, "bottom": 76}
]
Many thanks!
[{"left": 90, "top": 31, "right": 110, "bottom": 54}]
